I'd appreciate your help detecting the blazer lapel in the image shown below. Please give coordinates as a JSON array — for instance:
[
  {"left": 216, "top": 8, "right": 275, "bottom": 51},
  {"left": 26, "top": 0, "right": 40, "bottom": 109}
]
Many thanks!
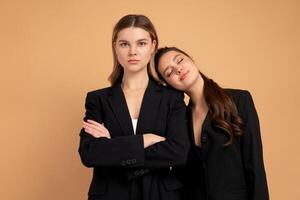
[
  {"left": 108, "top": 83, "right": 134, "bottom": 136},
  {"left": 187, "top": 100, "right": 213, "bottom": 161},
  {"left": 136, "top": 78, "right": 162, "bottom": 135},
  {"left": 187, "top": 104, "right": 196, "bottom": 144}
]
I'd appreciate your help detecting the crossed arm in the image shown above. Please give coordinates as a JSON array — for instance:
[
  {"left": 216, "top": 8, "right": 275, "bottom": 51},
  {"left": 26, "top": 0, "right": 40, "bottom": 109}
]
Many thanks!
[
  {"left": 79, "top": 91, "right": 190, "bottom": 171},
  {"left": 83, "top": 119, "right": 166, "bottom": 148}
]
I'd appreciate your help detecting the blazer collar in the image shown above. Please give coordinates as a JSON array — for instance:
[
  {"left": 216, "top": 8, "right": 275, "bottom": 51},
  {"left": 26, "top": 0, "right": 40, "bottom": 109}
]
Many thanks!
[{"left": 108, "top": 78, "right": 162, "bottom": 136}]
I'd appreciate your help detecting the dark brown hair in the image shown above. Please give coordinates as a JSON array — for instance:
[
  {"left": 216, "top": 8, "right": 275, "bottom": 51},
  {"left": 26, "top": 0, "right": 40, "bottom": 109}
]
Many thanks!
[
  {"left": 154, "top": 47, "right": 244, "bottom": 146},
  {"left": 108, "top": 14, "right": 159, "bottom": 85}
]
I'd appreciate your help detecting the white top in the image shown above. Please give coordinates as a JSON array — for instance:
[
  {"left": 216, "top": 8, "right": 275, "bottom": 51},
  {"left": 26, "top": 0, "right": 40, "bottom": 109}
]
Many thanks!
[{"left": 132, "top": 119, "right": 138, "bottom": 135}]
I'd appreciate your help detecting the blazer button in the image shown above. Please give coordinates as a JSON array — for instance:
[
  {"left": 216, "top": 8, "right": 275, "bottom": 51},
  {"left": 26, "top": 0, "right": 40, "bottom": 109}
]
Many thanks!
[
  {"left": 134, "top": 171, "right": 140, "bottom": 176},
  {"left": 126, "top": 160, "right": 131, "bottom": 165},
  {"left": 121, "top": 161, "right": 126, "bottom": 166},
  {"left": 201, "top": 135, "right": 207, "bottom": 143},
  {"left": 132, "top": 158, "right": 136, "bottom": 164}
]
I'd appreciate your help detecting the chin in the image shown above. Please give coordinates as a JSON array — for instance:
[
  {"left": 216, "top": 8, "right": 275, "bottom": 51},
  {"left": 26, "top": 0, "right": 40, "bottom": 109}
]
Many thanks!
[
  {"left": 124, "top": 65, "right": 145, "bottom": 72},
  {"left": 171, "top": 84, "right": 187, "bottom": 91}
]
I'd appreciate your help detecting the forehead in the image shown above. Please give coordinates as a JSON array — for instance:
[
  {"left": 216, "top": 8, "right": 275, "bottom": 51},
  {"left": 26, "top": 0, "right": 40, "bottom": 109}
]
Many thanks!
[
  {"left": 158, "top": 51, "right": 180, "bottom": 68},
  {"left": 116, "top": 27, "right": 151, "bottom": 41}
]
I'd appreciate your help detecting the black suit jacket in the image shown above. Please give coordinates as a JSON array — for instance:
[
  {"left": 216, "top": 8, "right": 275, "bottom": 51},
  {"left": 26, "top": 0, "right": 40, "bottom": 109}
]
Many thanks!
[
  {"left": 78, "top": 79, "right": 190, "bottom": 200},
  {"left": 181, "top": 89, "right": 269, "bottom": 200}
]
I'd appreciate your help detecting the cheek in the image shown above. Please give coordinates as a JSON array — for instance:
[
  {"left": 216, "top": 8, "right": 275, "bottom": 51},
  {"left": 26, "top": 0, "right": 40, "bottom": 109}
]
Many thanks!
[
  {"left": 115, "top": 49, "right": 121, "bottom": 57},
  {"left": 115, "top": 55, "right": 123, "bottom": 64},
  {"left": 189, "top": 62, "right": 198, "bottom": 73},
  {"left": 167, "top": 77, "right": 180, "bottom": 87},
  {"left": 115, "top": 50, "right": 127, "bottom": 61},
  {"left": 115, "top": 46, "right": 127, "bottom": 54},
  {"left": 140, "top": 47, "right": 152, "bottom": 57}
]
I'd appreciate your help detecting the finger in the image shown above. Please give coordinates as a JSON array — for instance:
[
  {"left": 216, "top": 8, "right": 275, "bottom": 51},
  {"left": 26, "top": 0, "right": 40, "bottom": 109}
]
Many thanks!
[
  {"left": 83, "top": 122, "right": 102, "bottom": 132},
  {"left": 84, "top": 121, "right": 111, "bottom": 138},
  {"left": 83, "top": 123, "right": 97, "bottom": 131},
  {"left": 84, "top": 127, "right": 99, "bottom": 138},
  {"left": 83, "top": 122, "right": 95, "bottom": 129},
  {"left": 87, "top": 119, "right": 102, "bottom": 127},
  {"left": 85, "top": 121, "right": 106, "bottom": 131},
  {"left": 84, "top": 121, "right": 98, "bottom": 128},
  {"left": 86, "top": 127, "right": 101, "bottom": 137},
  {"left": 84, "top": 126, "right": 109, "bottom": 139}
]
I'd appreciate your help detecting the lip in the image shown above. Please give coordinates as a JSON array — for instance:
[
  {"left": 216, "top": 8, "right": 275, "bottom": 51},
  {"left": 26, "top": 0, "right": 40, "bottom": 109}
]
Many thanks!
[
  {"left": 128, "top": 59, "right": 140, "bottom": 64},
  {"left": 179, "top": 70, "right": 189, "bottom": 81}
]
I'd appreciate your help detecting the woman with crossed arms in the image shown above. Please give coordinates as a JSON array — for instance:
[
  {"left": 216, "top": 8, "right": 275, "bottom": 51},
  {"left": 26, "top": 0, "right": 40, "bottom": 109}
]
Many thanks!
[{"left": 78, "top": 16, "right": 190, "bottom": 200}]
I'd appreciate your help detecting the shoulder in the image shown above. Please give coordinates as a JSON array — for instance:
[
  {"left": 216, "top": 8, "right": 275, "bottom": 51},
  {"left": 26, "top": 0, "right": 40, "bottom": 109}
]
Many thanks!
[
  {"left": 225, "top": 88, "right": 256, "bottom": 118},
  {"left": 161, "top": 85, "right": 185, "bottom": 101},
  {"left": 86, "top": 86, "right": 113, "bottom": 98},
  {"left": 225, "top": 88, "right": 253, "bottom": 104},
  {"left": 148, "top": 78, "right": 184, "bottom": 100}
]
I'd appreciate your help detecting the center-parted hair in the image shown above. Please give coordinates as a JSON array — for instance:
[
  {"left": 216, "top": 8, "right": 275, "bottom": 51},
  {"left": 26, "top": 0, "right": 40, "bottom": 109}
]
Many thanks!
[
  {"left": 109, "top": 14, "right": 159, "bottom": 85},
  {"left": 154, "top": 47, "right": 244, "bottom": 146}
]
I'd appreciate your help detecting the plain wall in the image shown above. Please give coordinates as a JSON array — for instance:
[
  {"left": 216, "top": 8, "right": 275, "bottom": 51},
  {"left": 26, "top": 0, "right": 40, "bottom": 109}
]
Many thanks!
[{"left": 0, "top": 0, "right": 299, "bottom": 199}]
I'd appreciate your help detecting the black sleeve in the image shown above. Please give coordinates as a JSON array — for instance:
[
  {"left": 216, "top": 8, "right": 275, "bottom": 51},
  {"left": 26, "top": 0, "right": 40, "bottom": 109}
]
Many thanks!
[
  {"left": 144, "top": 92, "right": 190, "bottom": 167},
  {"left": 126, "top": 92, "right": 190, "bottom": 179},
  {"left": 240, "top": 91, "right": 269, "bottom": 200},
  {"left": 78, "top": 92, "right": 145, "bottom": 168}
]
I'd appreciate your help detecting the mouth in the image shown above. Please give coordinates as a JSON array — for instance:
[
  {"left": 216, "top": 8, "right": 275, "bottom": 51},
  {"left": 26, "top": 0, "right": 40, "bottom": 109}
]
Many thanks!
[
  {"left": 179, "top": 70, "right": 189, "bottom": 81},
  {"left": 128, "top": 59, "right": 140, "bottom": 64}
]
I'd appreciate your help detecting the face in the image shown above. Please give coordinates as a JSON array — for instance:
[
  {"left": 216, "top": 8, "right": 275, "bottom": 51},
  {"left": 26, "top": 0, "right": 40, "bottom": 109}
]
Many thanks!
[
  {"left": 157, "top": 50, "right": 200, "bottom": 91},
  {"left": 114, "top": 27, "right": 156, "bottom": 73}
]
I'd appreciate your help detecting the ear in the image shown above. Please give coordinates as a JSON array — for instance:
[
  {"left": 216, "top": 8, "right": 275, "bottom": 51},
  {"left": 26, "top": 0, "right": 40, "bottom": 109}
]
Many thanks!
[
  {"left": 112, "top": 42, "right": 118, "bottom": 57},
  {"left": 151, "top": 40, "right": 157, "bottom": 53}
]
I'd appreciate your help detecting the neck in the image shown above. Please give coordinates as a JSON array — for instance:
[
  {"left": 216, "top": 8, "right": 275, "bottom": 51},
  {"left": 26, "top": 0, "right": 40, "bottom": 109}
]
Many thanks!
[
  {"left": 122, "top": 68, "right": 149, "bottom": 90},
  {"left": 186, "top": 74, "right": 208, "bottom": 111}
]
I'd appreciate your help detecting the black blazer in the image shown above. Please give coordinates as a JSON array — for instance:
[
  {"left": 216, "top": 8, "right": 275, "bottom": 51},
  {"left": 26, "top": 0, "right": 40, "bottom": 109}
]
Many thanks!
[
  {"left": 181, "top": 89, "right": 269, "bottom": 200},
  {"left": 78, "top": 79, "right": 190, "bottom": 200}
]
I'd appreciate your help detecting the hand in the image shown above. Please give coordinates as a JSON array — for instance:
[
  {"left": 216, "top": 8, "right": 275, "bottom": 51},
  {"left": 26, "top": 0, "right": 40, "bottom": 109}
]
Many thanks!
[
  {"left": 143, "top": 133, "right": 166, "bottom": 148},
  {"left": 83, "top": 119, "right": 111, "bottom": 139}
]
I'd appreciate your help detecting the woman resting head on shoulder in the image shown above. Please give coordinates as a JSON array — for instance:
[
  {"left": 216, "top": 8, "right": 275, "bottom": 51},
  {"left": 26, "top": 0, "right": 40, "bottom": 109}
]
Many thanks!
[
  {"left": 154, "top": 46, "right": 243, "bottom": 146},
  {"left": 154, "top": 46, "right": 269, "bottom": 200}
]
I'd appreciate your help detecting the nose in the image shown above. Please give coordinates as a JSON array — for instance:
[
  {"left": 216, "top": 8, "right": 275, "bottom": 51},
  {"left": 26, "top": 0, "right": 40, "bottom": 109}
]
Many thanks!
[
  {"left": 176, "top": 66, "right": 183, "bottom": 75},
  {"left": 129, "top": 45, "right": 137, "bottom": 56}
]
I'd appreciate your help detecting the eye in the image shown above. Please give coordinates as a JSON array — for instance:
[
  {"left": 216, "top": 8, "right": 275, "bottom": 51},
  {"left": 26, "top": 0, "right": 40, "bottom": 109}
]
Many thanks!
[
  {"left": 177, "top": 58, "right": 183, "bottom": 64},
  {"left": 138, "top": 42, "right": 147, "bottom": 47},
  {"left": 119, "top": 42, "right": 129, "bottom": 47},
  {"left": 165, "top": 68, "right": 174, "bottom": 77}
]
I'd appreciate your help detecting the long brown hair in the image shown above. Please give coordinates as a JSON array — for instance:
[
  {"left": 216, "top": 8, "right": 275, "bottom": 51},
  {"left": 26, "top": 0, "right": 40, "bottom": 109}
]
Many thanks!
[
  {"left": 154, "top": 47, "right": 244, "bottom": 146},
  {"left": 108, "top": 14, "right": 159, "bottom": 85}
]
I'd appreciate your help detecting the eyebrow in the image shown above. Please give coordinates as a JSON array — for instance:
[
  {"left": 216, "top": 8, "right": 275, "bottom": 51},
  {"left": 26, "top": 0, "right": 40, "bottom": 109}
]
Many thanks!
[
  {"left": 162, "top": 54, "right": 181, "bottom": 76},
  {"left": 137, "top": 38, "right": 149, "bottom": 42},
  {"left": 117, "top": 38, "right": 149, "bottom": 43},
  {"left": 173, "top": 54, "right": 181, "bottom": 62}
]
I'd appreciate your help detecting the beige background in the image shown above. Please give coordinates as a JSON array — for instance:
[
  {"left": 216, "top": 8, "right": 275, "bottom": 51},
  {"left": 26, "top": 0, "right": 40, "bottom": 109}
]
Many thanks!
[{"left": 0, "top": 0, "right": 299, "bottom": 199}]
